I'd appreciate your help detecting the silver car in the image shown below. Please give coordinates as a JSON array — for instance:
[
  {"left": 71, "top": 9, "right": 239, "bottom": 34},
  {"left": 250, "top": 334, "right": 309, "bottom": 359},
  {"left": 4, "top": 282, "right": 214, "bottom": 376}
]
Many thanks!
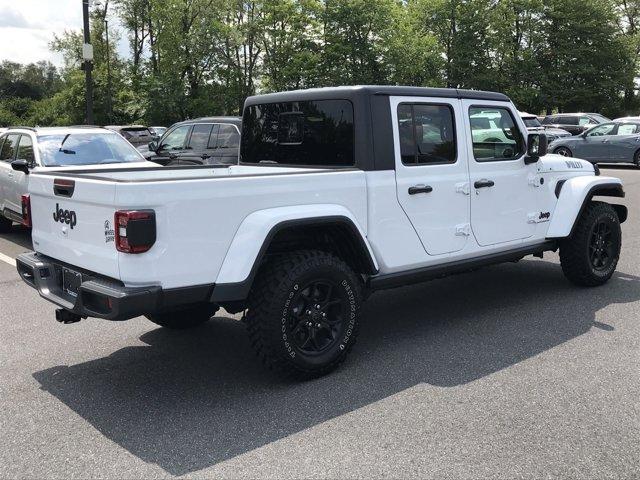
[{"left": 549, "top": 120, "right": 640, "bottom": 166}]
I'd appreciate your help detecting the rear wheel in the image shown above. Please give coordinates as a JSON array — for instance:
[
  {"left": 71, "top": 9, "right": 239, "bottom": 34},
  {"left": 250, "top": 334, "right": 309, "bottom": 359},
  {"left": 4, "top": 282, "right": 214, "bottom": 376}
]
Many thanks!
[
  {"left": 554, "top": 146, "right": 573, "bottom": 157},
  {"left": 0, "top": 214, "right": 12, "bottom": 233},
  {"left": 246, "top": 250, "right": 362, "bottom": 379},
  {"left": 560, "top": 201, "right": 621, "bottom": 286},
  {"left": 146, "top": 304, "right": 219, "bottom": 329}
]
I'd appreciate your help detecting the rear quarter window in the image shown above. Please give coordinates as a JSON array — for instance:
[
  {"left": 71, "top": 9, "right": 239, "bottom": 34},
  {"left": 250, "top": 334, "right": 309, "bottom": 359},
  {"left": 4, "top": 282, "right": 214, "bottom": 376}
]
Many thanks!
[{"left": 241, "top": 99, "right": 354, "bottom": 166}]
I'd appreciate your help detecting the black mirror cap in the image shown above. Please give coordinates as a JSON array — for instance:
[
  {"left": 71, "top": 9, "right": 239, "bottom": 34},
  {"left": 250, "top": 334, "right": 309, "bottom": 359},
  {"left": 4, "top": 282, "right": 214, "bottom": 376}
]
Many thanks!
[
  {"left": 524, "top": 133, "right": 547, "bottom": 164},
  {"left": 11, "top": 159, "right": 31, "bottom": 174},
  {"left": 148, "top": 141, "right": 158, "bottom": 152}
]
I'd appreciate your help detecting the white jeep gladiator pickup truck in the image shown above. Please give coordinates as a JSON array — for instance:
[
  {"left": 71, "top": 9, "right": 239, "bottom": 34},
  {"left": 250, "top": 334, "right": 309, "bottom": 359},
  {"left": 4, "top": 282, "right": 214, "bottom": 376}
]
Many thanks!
[{"left": 16, "top": 86, "right": 627, "bottom": 378}]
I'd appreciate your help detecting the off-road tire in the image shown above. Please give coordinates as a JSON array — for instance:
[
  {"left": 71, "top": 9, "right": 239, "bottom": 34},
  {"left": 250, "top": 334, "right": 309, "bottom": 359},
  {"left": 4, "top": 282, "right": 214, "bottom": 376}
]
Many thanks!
[
  {"left": 146, "top": 304, "right": 219, "bottom": 329},
  {"left": 246, "top": 250, "right": 362, "bottom": 379},
  {"left": 0, "top": 214, "right": 12, "bottom": 233},
  {"left": 560, "top": 201, "right": 621, "bottom": 287}
]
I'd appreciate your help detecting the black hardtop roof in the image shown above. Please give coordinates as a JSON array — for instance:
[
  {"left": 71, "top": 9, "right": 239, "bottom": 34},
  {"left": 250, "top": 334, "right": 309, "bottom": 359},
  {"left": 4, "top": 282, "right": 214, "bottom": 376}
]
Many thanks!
[
  {"left": 245, "top": 85, "right": 510, "bottom": 107},
  {"left": 175, "top": 116, "right": 242, "bottom": 126}
]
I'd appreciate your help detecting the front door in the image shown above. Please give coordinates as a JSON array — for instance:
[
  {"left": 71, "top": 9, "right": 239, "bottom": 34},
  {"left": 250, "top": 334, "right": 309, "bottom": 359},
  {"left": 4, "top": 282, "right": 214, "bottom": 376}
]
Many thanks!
[
  {"left": 578, "top": 123, "right": 616, "bottom": 161},
  {"left": 463, "top": 101, "right": 538, "bottom": 246},
  {"left": 392, "top": 97, "right": 470, "bottom": 256},
  {"left": 9, "top": 134, "right": 34, "bottom": 214},
  {"left": 153, "top": 124, "right": 192, "bottom": 164},
  {"left": 0, "top": 134, "right": 19, "bottom": 216}
]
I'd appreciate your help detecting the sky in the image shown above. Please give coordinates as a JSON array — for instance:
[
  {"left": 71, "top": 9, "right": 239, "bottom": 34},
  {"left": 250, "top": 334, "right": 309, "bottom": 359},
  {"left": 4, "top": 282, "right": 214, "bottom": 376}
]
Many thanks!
[{"left": 0, "top": 0, "right": 128, "bottom": 67}]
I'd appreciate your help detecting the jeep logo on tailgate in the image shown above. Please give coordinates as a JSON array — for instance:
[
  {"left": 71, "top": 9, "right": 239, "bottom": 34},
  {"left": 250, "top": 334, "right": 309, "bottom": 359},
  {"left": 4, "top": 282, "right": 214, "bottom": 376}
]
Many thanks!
[{"left": 53, "top": 203, "right": 77, "bottom": 229}]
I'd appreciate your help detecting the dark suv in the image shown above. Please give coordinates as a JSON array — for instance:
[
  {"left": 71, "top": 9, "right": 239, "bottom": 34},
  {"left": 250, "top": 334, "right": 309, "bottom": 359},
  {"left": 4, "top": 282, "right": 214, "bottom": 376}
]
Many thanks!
[
  {"left": 541, "top": 113, "right": 610, "bottom": 136},
  {"left": 146, "top": 117, "right": 242, "bottom": 165}
]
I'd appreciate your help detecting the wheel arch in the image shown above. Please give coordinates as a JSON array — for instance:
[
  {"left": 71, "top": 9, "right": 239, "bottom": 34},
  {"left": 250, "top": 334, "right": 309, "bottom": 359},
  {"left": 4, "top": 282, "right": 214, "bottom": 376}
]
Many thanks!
[
  {"left": 212, "top": 206, "right": 378, "bottom": 305},
  {"left": 547, "top": 177, "right": 626, "bottom": 238}
]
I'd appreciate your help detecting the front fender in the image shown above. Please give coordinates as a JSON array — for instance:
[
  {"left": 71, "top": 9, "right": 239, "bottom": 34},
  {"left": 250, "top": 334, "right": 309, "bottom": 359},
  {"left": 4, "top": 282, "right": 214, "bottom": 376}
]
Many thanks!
[
  {"left": 546, "top": 176, "right": 624, "bottom": 238},
  {"left": 214, "top": 204, "right": 377, "bottom": 287}
]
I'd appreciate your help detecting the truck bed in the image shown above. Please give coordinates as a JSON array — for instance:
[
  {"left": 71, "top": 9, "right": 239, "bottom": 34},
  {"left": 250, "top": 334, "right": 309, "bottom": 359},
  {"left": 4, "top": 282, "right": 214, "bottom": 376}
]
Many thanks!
[{"left": 27, "top": 164, "right": 367, "bottom": 289}]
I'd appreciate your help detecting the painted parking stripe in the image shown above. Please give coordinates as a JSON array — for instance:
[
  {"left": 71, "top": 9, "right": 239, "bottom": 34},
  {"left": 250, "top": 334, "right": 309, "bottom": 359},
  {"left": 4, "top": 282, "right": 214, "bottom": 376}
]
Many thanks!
[{"left": 0, "top": 252, "right": 16, "bottom": 267}]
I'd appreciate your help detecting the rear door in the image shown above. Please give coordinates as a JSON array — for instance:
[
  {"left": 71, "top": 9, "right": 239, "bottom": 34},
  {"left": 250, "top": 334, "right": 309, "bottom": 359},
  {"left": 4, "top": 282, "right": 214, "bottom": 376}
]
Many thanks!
[
  {"left": 392, "top": 96, "right": 470, "bottom": 256},
  {"left": 609, "top": 123, "right": 640, "bottom": 161},
  {"left": 214, "top": 124, "right": 241, "bottom": 165},
  {"left": 462, "top": 101, "right": 538, "bottom": 246},
  {"left": 8, "top": 134, "right": 36, "bottom": 214}
]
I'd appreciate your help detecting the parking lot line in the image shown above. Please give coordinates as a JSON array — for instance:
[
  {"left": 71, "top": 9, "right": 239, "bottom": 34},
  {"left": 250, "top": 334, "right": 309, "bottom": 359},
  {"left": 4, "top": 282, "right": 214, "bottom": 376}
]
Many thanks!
[{"left": 0, "top": 251, "right": 16, "bottom": 267}]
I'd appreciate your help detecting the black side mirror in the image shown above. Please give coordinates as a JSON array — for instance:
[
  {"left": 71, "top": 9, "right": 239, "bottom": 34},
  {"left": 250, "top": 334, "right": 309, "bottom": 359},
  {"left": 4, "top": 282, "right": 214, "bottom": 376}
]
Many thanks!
[
  {"left": 148, "top": 141, "right": 158, "bottom": 152},
  {"left": 11, "top": 159, "right": 31, "bottom": 175},
  {"left": 524, "top": 133, "right": 547, "bottom": 164}
]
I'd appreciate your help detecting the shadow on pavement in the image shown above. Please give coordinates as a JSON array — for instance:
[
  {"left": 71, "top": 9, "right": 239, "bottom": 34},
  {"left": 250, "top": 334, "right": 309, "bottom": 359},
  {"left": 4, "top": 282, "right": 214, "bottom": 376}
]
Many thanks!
[
  {"left": 32, "top": 259, "right": 640, "bottom": 475},
  {"left": 0, "top": 224, "right": 32, "bottom": 250}
]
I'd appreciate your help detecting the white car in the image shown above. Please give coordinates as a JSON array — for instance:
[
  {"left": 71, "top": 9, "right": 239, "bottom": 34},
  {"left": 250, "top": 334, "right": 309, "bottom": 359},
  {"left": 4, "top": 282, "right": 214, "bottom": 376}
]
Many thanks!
[
  {"left": 16, "top": 86, "right": 627, "bottom": 379},
  {"left": 0, "top": 126, "right": 155, "bottom": 232}
]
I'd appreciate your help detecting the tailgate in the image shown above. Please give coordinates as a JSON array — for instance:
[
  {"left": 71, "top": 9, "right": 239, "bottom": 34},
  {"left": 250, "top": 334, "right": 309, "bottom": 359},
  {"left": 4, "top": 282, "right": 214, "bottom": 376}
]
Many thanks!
[{"left": 28, "top": 174, "right": 120, "bottom": 279}]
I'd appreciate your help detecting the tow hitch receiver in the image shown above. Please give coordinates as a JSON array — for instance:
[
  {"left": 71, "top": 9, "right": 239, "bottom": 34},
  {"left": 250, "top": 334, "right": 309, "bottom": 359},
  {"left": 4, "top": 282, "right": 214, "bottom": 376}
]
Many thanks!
[{"left": 55, "top": 309, "right": 83, "bottom": 324}]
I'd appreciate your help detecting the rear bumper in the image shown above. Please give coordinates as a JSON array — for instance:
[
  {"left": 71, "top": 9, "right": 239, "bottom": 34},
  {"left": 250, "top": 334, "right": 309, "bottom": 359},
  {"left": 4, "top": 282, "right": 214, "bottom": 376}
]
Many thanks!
[{"left": 16, "top": 252, "right": 213, "bottom": 321}]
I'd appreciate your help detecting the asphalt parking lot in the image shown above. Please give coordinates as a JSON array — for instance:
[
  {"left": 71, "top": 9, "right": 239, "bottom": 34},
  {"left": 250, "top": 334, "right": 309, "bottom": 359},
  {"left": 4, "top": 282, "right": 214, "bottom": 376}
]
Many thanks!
[{"left": 0, "top": 166, "right": 639, "bottom": 479}]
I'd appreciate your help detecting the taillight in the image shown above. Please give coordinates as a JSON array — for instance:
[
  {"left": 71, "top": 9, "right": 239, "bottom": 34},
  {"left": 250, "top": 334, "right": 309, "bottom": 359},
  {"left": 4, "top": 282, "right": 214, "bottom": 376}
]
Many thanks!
[
  {"left": 114, "top": 210, "right": 156, "bottom": 253},
  {"left": 21, "top": 194, "right": 31, "bottom": 228}
]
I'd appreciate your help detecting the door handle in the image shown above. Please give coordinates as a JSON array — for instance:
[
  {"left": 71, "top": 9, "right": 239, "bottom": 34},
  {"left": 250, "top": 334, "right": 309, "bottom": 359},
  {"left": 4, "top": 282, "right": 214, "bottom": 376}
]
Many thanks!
[
  {"left": 408, "top": 184, "right": 433, "bottom": 195},
  {"left": 474, "top": 179, "right": 495, "bottom": 189}
]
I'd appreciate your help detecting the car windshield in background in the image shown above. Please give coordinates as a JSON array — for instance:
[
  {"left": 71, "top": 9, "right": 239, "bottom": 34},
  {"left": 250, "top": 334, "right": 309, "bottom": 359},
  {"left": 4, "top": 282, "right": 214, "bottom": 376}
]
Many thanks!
[
  {"left": 523, "top": 117, "right": 542, "bottom": 128},
  {"left": 590, "top": 114, "right": 610, "bottom": 123},
  {"left": 37, "top": 133, "right": 145, "bottom": 166}
]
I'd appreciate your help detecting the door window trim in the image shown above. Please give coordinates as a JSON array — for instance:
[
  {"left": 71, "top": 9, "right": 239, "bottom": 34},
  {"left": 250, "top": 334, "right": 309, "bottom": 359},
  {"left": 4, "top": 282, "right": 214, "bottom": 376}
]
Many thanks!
[
  {"left": 397, "top": 102, "right": 458, "bottom": 166},
  {"left": 468, "top": 104, "right": 525, "bottom": 163}
]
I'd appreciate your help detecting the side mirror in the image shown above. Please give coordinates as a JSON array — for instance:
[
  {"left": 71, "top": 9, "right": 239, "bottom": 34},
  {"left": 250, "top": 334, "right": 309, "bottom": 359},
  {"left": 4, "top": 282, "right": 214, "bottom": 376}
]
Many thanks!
[
  {"left": 148, "top": 141, "right": 158, "bottom": 152},
  {"left": 524, "top": 133, "right": 547, "bottom": 164},
  {"left": 11, "top": 159, "right": 31, "bottom": 175}
]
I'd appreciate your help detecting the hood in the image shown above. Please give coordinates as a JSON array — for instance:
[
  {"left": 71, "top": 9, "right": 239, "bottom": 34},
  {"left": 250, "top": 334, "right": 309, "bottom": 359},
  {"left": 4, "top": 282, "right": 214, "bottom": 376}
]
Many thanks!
[
  {"left": 538, "top": 154, "right": 595, "bottom": 174},
  {"left": 544, "top": 127, "right": 571, "bottom": 136}
]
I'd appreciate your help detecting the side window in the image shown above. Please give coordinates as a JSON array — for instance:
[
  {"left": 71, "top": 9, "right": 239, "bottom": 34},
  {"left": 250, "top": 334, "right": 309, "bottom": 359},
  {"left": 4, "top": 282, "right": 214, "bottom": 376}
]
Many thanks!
[
  {"left": 587, "top": 123, "right": 616, "bottom": 137},
  {"left": 0, "top": 134, "right": 19, "bottom": 162},
  {"left": 187, "top": 124, "right": 213, "bottom": 151},
  {"left": 578, "top": 117, "right": 592, "bottom": 126},
  {"left": 16, "top": 135, "right": 35, "bottom": 163},
  {"left": 397, "top": 103, "right": 456, "bottom": 165},
  {"left": 616, "top": 124, "right": 638, "bottom": 135},
  {"left": 469, "top": 107, "right": 524, "bottom": 161},
  {"left": 159, "top": 125, "right": 190, "bottom": 151},
  {"left": 215, "top": 124, "right": 240, "bottom": 149}
]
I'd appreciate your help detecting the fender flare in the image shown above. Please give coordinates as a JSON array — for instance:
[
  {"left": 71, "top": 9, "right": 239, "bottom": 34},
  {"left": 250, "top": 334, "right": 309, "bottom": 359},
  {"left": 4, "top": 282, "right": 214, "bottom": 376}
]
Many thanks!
[
  {"left": 212, "top": 205, "right": 378, "bottom": 302},
  {"left": 546, "top": 176, "right": 626, "bottom": 238}
]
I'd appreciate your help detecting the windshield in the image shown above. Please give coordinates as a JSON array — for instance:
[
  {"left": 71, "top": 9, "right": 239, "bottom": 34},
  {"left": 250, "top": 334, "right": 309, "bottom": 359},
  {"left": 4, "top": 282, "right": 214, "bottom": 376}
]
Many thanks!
[
  {"left": 523, "top": 117, "right": 542, "bottom": 128},
  {"left": 37, "top": 132, "right": 145, "bottom": 166},
  {"left": 590, "top": 114, "right": 610, "bottom": 123}
]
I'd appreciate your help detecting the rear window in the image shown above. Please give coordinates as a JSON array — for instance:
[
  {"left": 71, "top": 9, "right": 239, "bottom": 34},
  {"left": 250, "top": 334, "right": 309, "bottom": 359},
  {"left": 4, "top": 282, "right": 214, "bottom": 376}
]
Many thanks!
[{"left": 241, "top": 99, "right": 354, "bottom": 166}]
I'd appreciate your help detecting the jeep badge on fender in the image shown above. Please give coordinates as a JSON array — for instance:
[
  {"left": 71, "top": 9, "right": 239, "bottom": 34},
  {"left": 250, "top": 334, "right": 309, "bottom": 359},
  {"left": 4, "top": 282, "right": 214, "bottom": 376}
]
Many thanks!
[{"left": 52, "top": 203, "right": 77, "bottom": 229}]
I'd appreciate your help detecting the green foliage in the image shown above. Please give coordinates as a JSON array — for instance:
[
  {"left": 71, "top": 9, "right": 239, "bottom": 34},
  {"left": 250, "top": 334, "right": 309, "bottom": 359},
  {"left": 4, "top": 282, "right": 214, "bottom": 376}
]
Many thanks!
[{"left": 1, "top": 0, "right": 639, "bottom": 127}]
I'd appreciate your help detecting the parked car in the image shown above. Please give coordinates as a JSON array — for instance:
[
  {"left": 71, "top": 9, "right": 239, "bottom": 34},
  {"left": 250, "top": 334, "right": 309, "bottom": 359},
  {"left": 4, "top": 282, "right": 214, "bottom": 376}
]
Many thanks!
[
  {"left": 614, "top": 116, "right": 640, "bottom": 122},
  {"left": 15, "top": 86, "right": 627, "bottom": 380},
  {"left": 145, "top": 116, "right": 242, "bottom": 166},
  {"left": 148, "top": 126, "right": 167, "bottom": 138},
  {"left": 519, "top": 112, "right": 571, "bottom": 143},
  {"left": 0, "top": 126, "right": 154, "bottom": 232},
  {"left": 541, "top": 113, "right": 610, "bottom": 135},
  {"left": 104, "top": 125, "right": 154, "bottom": 148},
  {"left": 549, "top": 119, "right": 640, "bottom": 166}
]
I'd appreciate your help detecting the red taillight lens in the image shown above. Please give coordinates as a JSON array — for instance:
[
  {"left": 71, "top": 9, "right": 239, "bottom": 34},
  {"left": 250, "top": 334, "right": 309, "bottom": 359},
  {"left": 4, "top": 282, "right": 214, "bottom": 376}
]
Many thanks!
[
  {"left": 114, "top": 210, "right": 156, "bottom": 253},
  {"left": 21, "top": 194, "right": 31, "bottom": 228}
]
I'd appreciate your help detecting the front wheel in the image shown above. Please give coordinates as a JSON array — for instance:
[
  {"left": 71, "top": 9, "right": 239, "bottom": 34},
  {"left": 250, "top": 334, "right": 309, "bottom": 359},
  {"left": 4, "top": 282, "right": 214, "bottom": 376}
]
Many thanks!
[
  {"left": 634, "top": 149, "right": 640, "bottom": 168},
  {"left": 146, "top": 304, "right": 219, "bottom": 329},
  {"left": 554, "top": 146, "right": 573, "bottom": 157},
  {"left": 246, "top": 250, "right": 362, "bottom": 379},
  {"left": 560, "top": 201, "right": 621, "bottom": 286}
]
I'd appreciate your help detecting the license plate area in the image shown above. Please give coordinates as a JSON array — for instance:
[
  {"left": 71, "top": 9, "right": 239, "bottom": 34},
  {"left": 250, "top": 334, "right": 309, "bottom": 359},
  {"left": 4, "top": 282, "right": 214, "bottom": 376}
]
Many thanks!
[{"left": 61, "top": 267, "right": 83, "bottom": 298}]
